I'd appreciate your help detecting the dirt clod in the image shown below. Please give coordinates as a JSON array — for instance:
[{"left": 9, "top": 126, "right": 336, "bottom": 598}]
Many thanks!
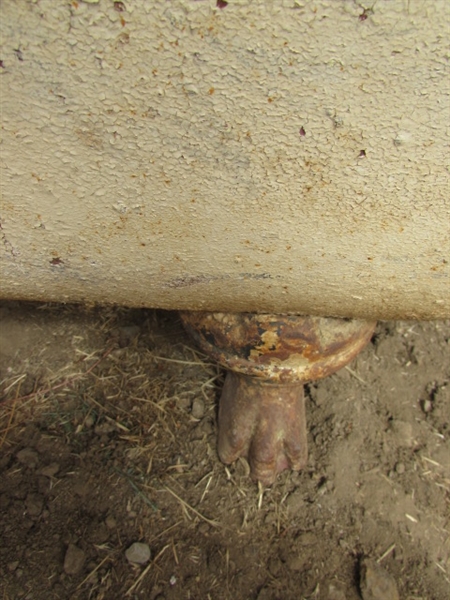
[
  {"left": 25, "top": 492, "right": 44, "bottom": 517},
  {"left": 360, "top": 559, "right": 399, "bottom": 600},
  {"left": 40, "top": 462, "right": 60, "bottom": 478},
  {"left": 191, "top": 397, "right": 205, "bottom": 419},
  {"left": 16, "top": 447, "right": 39, "bottom": 469},
  {"left": 63, "top": 544, "right": 86, "bottom": 576}
]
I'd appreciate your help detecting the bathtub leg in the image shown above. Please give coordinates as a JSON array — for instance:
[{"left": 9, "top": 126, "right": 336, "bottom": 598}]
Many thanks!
[
  {"left": 218, "top": 372, "right": 308, "bottom": 486},
  {"left": 181, "top": 312, "right": 376, "bottom": 485}
]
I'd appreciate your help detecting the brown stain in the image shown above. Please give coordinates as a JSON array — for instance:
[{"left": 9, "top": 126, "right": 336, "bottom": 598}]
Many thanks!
[
  {"left": 181, "top": 313, "right": 376, "bottom": 384},
  {"left": 75, "top": 128, "right": 104, "bottom": 151},
  {"left": 50, "top": 257, "right": 64, "bottom": 266}
]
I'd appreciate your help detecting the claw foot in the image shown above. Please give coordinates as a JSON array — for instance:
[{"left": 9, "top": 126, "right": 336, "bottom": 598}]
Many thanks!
[
  {"left": 218, "top": 372, "right": 307, "bottom": 486},
  {"left": 181, "top": 311, "right": 376, "bottom": 485}
]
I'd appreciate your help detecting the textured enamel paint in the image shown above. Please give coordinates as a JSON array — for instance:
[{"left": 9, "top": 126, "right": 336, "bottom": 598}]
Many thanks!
[{"left": 0, "top": 0, "right": 448, "bottom": 319}]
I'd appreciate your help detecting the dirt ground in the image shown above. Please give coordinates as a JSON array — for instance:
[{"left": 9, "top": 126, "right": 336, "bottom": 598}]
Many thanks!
[{"left": 0, "top": 302, "right": 449, "bottom": 600}]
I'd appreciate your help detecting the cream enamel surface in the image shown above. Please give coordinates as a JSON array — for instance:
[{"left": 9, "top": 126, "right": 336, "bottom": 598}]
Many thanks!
[{"left": 1, "top": 0, "right": 449, "bottom": 319}]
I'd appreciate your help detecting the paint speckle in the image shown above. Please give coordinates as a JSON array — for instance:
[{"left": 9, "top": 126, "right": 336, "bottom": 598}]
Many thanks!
[
  {"left": 359, "top": 8, "right": 373, "bottom": 21},
  {"left": 216, "top": 0, "right": 228, "bottom": 9},
  {"left": 299, "top": 126, "right": 306, "bottom": 137},
  {"left": 50, "top": 257, "right": 64, "bottom": 266},
  {"left": 14, "top": 49, "right": 24, "bottom": 62}
]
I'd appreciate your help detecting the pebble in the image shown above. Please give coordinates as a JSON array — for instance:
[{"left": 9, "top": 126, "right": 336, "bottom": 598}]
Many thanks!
[
  {"left": 84, "top": 414, "right": 96, "bottom": 428},
  {"left": 125, "top": 542, "right": 151, "bottom": 565},
  {"left": 360, "top": 558, "right": 399, "bottom": 600},
  {"left": 395, "top": 462, "right": 405, "bottom": 475},
  {"left": 422, "top": 399, "right": 433, "bottom": 413},
  {"left": 105, "top": 515, "right": 117, "bottom": 530},
  {"left": 191, "top": 397, "right": 205, "bottom": 419},
  {"left": 63, "top": 544, "right": 86, "bottom": 575}
]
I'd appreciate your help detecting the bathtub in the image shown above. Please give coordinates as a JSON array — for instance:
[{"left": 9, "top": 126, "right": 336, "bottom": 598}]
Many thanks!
[{"left": 1, "top": 0, "right": 448, "bottom": 320}]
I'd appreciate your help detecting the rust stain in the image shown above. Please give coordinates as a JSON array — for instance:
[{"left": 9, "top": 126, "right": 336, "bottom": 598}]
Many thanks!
[{"left": 181, "top": 312, "right": 376, "bottom": 384}]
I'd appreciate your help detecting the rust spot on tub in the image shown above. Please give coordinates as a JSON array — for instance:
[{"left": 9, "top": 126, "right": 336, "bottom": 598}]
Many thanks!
[
  {"left": 359, "top": 8, "right": 373, "bottom": 21},
  {"left": 50, "top": 257, "right": 64, "bottom": 266}
]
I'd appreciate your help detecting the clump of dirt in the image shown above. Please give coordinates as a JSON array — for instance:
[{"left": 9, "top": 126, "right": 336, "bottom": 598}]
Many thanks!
[{"left": 0, "top": 302, "right": 449, "bottom": 600}]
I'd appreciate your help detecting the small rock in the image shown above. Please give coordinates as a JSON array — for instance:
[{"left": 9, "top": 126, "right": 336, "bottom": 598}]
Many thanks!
[
  {"left": 360, "top": 558, "right": 399, "bottom": 600},
  {"left": 191, "top": 397, "right": 205, "bottom": 419},
  {"left": 7, "top": 561, "right": 19, "bottom": 572},
  {"left": 84, "top": 414, "right": 96, "bottom": 428},
  {"left": 395, "top": 462, "right": 405, "bottom": 475},
  {"left": 422, "top": 399, "right": 433, "bottom": 413},
  {"left": 125, "top": 542, "right": 151, "bottom": 565},
  {"left": 16, "top": 448, "right": 39, "bottom": 469},
  {"left": 105, "top": 515, "right": 117, "bottom": 530},
  {"left": 64, "top": 544, "right": 86, "bottom": 575}
]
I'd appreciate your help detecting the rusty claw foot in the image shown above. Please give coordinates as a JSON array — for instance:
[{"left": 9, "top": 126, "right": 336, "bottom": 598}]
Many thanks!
[
  {"left": 218, "top": 372, "right": 307, "bottom": 486},
  {"left": 181, "top": 311, "right": 376, "bottom": 485}
]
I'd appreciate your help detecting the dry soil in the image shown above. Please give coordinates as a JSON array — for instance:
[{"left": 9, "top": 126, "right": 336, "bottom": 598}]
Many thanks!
[{"left": 0, "top": 302, "right": 449, "bottom": 600}]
